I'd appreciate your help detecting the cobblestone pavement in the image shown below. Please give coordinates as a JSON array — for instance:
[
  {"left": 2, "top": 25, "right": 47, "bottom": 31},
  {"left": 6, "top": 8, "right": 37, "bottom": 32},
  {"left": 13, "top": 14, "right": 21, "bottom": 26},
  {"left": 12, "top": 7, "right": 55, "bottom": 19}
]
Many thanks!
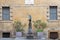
[{"left": 0, "top": 37, "right": 46, "bottom": 40}]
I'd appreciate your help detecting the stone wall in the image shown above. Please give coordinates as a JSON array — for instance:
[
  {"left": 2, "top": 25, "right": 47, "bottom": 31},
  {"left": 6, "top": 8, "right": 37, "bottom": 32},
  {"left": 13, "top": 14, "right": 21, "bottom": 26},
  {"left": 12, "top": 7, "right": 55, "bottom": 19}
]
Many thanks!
[
  {"left": 0, "top": 0, "right": 60, "bottom": 38},
  {"left": 0, "top": 21, "right": 15, "bottom": 38}
]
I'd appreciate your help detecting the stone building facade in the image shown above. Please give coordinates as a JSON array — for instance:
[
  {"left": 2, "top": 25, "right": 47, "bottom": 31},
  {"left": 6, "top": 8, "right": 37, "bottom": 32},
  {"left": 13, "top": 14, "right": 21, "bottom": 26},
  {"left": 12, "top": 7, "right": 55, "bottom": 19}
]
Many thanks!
[{"left": 0, "top": 0, "right": 60, "bottom": 39}]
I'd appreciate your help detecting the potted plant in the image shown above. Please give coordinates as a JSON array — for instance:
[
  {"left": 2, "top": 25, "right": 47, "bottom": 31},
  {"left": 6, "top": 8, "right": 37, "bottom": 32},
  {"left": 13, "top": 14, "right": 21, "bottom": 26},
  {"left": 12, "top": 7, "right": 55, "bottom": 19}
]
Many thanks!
[
  {"left": 33, "top": 20, "right": 47, "bottom": 38},
  {"left": 14, "top": 21, "right": 24, "bottom": 37}
]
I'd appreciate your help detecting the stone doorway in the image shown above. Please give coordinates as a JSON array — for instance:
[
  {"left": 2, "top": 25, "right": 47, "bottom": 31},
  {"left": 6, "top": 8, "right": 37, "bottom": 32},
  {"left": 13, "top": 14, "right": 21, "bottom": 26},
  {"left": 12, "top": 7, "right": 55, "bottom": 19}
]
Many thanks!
[
  {"left": 2, "top": 32, "right": 10, "bottom": 38},
  {"left": 49, "top": 32, "right": 59, "bottom": 39}
]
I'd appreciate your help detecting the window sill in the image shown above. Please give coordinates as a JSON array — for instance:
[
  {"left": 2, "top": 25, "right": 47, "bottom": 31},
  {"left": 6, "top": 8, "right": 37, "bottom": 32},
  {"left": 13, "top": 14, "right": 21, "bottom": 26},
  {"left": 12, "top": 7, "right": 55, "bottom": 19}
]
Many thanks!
[
  {"left": 48, "top": 20, "right": 58, "bottom": 22},
  {"left": 0, "top": 20, "right": 13, "bottom": 22},
  {"left": 25, "top": 4, "right": 34, "bottom": 6}
]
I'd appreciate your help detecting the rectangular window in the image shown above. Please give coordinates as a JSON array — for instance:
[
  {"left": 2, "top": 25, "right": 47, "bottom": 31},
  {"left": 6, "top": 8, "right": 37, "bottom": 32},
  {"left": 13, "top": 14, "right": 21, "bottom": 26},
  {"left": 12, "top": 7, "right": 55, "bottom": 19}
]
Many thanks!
[
  {"left": 2, "top": 7, "right": 10, "bottom": 20},
  {"left": 50, "top": 6, "right": 57, "bottom": 20},
  {"left": 25, "top": 0, "right": 34, "bottom": 4}
]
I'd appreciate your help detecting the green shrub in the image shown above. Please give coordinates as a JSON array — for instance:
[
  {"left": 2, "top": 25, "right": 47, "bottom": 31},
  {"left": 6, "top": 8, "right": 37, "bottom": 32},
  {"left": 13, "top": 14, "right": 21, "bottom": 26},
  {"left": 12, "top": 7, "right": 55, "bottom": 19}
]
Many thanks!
[
  {"left": 14, "top": 21, "right": 24, "bottom": 32},
  {"left": 36, "top": 29, "right": 43, "bottom": 32},
  {"left": 33, "top": 20, "right": 47, "bottom": 32}
]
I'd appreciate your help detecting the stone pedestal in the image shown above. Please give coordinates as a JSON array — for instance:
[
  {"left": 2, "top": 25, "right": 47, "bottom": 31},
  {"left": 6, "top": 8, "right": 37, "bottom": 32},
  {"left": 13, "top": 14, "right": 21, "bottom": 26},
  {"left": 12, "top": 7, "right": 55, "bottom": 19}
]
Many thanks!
[
  {"left": 27, "top": 33, "right": 34, "bottom": 39},
  {"left": 26, "top": 15, "right": 34, "bottom": 39}
]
